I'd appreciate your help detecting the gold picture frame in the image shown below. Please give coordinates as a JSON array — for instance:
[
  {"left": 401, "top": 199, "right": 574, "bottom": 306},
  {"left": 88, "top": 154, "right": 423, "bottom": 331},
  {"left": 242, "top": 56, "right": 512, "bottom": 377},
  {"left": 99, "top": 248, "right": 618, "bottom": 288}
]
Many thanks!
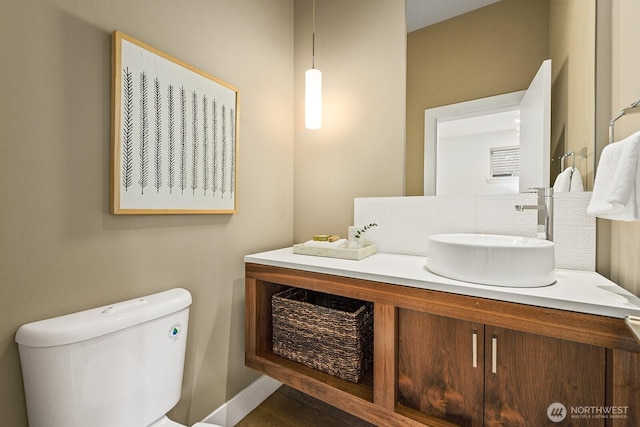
[{"left": 111, "top": 30, "right": 239, "bottom": 214}]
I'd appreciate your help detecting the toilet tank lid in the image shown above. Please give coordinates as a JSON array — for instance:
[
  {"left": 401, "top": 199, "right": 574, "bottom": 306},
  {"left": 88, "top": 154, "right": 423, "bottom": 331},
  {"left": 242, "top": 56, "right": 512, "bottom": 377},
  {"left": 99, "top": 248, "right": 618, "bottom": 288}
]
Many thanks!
[{"left": 15, "top": 288, "right": 192, "bottom": 348}]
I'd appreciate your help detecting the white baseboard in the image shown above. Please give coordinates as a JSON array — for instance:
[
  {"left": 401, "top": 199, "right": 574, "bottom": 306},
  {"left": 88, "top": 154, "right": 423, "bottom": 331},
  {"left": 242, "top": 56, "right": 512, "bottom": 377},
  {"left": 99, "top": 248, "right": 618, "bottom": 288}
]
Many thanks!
[{"left": 201, "top": 375, "right": 282, "bottom": 426}]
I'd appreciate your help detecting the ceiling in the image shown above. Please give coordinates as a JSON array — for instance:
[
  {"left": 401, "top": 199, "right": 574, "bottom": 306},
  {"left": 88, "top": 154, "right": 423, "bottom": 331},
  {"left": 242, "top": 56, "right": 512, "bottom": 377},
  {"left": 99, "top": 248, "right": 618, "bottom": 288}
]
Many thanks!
[
  {"left": 438, "top": 109, "right": 520, "bottom": 139},
  {"left": 406, "top": 0, "right": 502, "bottom": 32}
]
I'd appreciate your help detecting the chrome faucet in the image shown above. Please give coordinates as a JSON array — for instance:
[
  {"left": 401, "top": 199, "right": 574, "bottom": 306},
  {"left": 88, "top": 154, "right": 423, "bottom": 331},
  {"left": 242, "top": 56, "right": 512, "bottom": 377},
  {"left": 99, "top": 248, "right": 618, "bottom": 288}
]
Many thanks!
[{"left": 515, "top": 187, "right": 554, "bottom": 241}]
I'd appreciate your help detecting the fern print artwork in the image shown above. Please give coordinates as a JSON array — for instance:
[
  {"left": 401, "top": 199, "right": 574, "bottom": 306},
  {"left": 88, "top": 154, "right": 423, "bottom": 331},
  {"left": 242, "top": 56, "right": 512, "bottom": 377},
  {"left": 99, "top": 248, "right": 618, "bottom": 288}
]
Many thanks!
[
  {"left": 167, "top": 84, "right": 176, "bottom": 194},
  {"left": 179, "top": 86, "right": 188, "bottom": 195},
  {"left": 202, "top": 94, "right": 210, "bottom": 197},
  {"left": 153, "top": 77, "right": 163, "bottom": 193},
  {"left": 138, "top": 71, "right": 150, "bottom": 195},
  {"left": 112, "top": 31, "right": 238, "bottom": 214},
  {"left": 121, "top": 67, "right": 134, "bottom": 192}
]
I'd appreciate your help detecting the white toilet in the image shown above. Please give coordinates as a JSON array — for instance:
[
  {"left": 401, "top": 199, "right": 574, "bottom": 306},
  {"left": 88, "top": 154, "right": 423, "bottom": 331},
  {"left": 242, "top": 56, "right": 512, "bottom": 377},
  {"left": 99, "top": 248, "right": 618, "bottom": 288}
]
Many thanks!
[{"left": 15, "top": 288, "right": 220, "bottom": 427}]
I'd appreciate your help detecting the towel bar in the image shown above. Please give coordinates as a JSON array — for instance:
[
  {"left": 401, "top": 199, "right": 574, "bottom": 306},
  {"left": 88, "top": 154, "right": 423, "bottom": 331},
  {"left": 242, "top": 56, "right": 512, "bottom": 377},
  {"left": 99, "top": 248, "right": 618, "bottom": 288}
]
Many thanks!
[
  {"left": 558, "top": 147, "right": 588, "bottom": 170},
  {"left": 609, "top": 98, "right": 640, "bottom": 144}
]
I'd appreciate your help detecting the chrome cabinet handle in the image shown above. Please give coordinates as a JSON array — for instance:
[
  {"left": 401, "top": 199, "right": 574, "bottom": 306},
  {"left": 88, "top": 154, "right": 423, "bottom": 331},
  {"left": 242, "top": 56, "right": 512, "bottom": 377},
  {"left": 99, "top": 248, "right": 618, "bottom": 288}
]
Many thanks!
[
  {"left": 491, "top": 336, "right": 497, "bottom": 374},
  {"left": 472, "top": 331, "right": 478, "bottom": 368}
]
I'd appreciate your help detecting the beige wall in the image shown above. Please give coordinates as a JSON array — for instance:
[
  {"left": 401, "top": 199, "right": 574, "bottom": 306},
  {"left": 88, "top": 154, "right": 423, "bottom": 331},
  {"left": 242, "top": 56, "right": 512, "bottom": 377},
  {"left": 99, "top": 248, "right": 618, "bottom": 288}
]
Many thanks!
[
  {"left": 605, "top": 0, "right": 640, "bottom": 296},
  {"left": 293, "top": 0, "right": 406, "bottom": 242},
  {"left": 0, "top": 0, "right": 294, "bottom": 425},
  {"left": 405, "top": 0, "right": 550, "bottom": 196},
  {"left": 549, "top": 0, "right": 596, "bottom": 189}
]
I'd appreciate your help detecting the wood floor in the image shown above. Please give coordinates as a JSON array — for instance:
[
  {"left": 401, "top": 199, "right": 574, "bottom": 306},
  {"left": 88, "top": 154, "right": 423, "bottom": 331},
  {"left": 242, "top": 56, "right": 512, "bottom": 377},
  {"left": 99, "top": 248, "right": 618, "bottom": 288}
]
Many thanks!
[{"left": 235, "top": 385, "right": 375, "bottom": 427}]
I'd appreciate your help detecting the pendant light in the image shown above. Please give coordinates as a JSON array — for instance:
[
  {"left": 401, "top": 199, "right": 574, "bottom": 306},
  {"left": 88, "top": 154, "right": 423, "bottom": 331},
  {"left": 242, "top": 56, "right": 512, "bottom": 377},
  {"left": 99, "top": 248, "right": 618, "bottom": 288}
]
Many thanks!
[{"left": 305, "top": 0, "right": 322, "bottom": 129}]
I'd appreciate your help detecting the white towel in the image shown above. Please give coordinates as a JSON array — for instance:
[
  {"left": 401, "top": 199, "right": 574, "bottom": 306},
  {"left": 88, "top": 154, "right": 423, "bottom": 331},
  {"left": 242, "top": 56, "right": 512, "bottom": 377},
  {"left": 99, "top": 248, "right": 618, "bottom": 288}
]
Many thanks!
[
  {"left": 570, "top": 167, "right": 584, "bottom": 192},
  {"left": 303, "top": 238, "right": 347, "bottom": 248},
  {"left": 587, "top": 131, "right": 640, "bottom": 220},
  {"left": 553, "top": 167, "right": 572, "bottom": 192}
]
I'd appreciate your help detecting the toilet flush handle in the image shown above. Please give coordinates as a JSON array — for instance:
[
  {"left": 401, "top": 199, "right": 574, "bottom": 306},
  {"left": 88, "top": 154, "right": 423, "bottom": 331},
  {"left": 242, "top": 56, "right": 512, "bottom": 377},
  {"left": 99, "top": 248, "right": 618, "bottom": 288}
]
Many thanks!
[{"left": 101, "top": 298, "right": 148, "bottom": 314}]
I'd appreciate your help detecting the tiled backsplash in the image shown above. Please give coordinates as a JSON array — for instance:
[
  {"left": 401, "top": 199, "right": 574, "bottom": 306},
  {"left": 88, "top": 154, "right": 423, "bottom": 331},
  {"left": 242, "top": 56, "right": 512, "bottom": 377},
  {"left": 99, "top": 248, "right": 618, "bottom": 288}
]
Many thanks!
[{"left": 354, "top": 192, "right": 595, "bottom": 271}]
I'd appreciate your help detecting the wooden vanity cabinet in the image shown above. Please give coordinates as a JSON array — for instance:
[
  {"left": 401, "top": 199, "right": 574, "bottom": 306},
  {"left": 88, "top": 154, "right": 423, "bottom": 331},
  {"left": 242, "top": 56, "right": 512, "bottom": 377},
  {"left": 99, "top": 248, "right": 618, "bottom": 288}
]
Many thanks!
[
  {"left": 245, "top": 263, "right": 640, "bottom": 427},
  {"left": 484, "top": 327, "right": 606, "bottom": 427},
  {"left": 398, "top": 310, "right": 606, "bottom": 426},
  {"left": 398, "top": 311, "right": 485, "bottom": 425}
]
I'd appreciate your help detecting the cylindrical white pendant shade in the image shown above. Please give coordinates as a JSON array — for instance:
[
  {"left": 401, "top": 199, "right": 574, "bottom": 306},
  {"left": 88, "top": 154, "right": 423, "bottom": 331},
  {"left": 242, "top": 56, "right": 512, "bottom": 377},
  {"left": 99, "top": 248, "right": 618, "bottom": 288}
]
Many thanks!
[{"left": 305, "top": 68, "right": 322, "bottom": 129}]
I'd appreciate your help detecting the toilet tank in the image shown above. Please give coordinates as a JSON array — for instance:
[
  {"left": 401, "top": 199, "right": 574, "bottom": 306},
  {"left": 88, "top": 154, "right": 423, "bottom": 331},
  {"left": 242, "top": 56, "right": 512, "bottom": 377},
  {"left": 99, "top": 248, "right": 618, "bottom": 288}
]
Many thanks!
[{"left": 15, "top": 288, "right": 192, "bottom": 427}]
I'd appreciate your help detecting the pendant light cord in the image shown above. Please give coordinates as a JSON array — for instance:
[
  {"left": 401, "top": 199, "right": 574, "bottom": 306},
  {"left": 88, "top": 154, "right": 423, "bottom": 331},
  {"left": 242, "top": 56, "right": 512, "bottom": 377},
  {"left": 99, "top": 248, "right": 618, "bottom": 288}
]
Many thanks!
[{"left": 312, "top": 0, "right": 316, "bottom": 69}]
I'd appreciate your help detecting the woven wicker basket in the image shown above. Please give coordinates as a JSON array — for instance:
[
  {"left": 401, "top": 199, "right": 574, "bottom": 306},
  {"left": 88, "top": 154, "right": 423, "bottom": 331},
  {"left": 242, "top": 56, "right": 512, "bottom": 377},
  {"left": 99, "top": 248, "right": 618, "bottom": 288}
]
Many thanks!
[{"left": 272, "top": 288, "right": 374, "bottom": 383}]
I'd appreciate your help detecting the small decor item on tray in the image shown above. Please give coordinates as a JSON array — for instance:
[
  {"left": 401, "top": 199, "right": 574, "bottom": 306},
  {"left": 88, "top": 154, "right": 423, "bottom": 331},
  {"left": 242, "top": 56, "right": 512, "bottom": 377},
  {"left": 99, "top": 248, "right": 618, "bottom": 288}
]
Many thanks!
[
  {"left": 292, "top": 223, "right": 378, "bottom": 260},
  {"left": 272, "top": 288, "right": 374, "bottom": 383},
  {"left": 347, "top": 223, "right": 377, "bottom": 249},
  {"left": 312, "top": 234, "right": 341, "bottom": 242}
]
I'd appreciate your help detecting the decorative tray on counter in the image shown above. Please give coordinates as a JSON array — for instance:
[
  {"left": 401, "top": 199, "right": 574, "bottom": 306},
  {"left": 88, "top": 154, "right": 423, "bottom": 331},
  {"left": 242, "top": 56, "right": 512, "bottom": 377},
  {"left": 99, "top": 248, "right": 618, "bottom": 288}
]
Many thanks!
[{"left": 292, "top": 243, "right": 377, "bottom": 260}]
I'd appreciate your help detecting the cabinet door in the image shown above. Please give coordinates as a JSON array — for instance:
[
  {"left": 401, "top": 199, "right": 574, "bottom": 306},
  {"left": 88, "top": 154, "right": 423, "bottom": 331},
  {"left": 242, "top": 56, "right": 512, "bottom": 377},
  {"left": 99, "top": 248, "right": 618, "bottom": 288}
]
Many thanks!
[
  {"left": 398, "top": 309, "right": 484, "bottom": 426},
  {"left": 484, "top": 327, "right": 606, "bottom": 427},
  {"left": 610, "top": 349, "right": 640, "bottom": 427}
]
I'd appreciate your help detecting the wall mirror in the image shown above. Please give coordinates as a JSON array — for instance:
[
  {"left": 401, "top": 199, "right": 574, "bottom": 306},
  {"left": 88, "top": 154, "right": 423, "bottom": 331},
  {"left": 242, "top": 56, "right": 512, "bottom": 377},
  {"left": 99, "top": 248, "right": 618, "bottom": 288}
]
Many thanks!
[
  {"left": 426, "top": 60, "right": 551, "bottom": 196},
  {"left": 406, "top": 0, "right": 596, "bottom": 197}
]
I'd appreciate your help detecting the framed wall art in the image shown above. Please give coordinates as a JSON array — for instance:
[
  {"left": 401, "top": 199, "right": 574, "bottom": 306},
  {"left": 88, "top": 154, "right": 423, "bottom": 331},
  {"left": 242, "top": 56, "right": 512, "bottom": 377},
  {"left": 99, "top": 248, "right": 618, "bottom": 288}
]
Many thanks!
[{"left": 111, "top": 30, "right": 239, "bottom": 214}]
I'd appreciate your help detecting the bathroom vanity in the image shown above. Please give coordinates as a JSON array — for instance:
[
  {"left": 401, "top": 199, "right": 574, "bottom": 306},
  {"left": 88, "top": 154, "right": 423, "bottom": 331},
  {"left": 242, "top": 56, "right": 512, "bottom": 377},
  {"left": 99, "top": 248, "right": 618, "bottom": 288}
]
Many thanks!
[{"left": 245, "top": 248, "right": 640, "bottom": 427}]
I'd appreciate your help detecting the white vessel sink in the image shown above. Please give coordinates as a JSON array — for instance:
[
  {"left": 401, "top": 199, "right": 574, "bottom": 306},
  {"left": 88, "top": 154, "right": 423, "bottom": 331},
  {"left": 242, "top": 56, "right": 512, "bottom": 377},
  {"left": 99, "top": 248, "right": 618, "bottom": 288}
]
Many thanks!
[{"left": 425, "top": 233, "right": 555, "bottom": 287}]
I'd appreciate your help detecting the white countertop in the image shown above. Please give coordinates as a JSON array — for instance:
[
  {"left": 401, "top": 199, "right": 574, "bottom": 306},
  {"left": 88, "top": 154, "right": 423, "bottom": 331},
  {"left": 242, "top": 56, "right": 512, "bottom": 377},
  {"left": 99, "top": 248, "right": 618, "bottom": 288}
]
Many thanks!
[{"left": 245, "top": 247, "right": 640, "bottom": 319}]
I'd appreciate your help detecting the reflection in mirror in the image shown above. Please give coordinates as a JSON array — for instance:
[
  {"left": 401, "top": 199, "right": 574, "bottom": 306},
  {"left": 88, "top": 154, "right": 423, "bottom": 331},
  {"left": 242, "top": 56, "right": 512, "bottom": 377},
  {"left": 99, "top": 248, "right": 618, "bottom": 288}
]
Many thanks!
[
  {"left": 425, "top": 92, "right": 523, "bottom": 196},
  {"left": 426, "top": 60, "right": 552, "bottom": 196},
  {"left": 406, "top": 0, "right": 596, "bottom": 196},
  {"left": 436, "top": 108, "right": 521, "bottom": 196}
]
